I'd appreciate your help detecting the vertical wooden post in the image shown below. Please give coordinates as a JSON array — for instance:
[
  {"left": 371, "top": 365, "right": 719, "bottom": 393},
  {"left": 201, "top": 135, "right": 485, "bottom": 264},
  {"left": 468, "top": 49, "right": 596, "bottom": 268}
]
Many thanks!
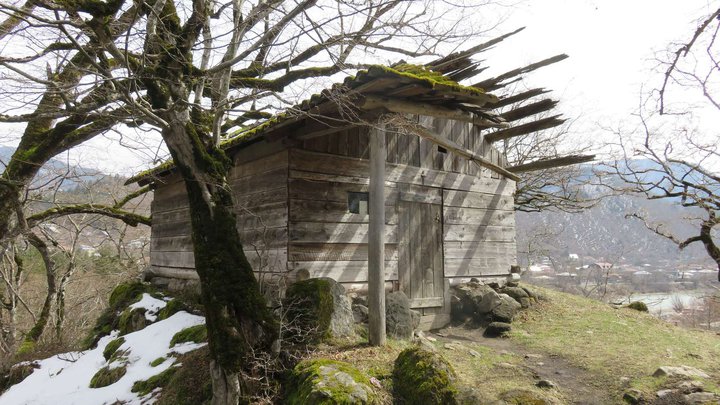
[{"left": 368, "top": 122, "right": 387, "bottom": 346}]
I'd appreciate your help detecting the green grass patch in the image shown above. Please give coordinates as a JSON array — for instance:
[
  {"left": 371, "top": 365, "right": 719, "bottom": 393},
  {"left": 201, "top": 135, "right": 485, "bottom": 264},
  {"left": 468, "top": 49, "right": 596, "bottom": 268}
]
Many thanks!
[
  {"left": 430, "top": 340, "right": 565, "bottom": 404},
  {"left": 170, "top": 325, "right": 207, "bottom": 347},
  {"left": 510, "top": 287, "right": 720, "bottom": 400}
]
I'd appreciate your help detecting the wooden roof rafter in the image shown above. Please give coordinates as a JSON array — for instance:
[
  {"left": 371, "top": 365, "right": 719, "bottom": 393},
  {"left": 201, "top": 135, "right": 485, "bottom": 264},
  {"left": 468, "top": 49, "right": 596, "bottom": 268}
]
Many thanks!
[
  {"left": 485, "top": 115, "right": 567, "bottom": 143},
  {"left": 507, "top": 155, "right": 596, "bottom": 173}
]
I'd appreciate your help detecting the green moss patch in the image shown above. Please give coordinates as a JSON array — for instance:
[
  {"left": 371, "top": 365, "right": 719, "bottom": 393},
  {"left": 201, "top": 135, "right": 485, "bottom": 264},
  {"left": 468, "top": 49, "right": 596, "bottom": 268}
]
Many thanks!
[
  {"left": 15, "top": 341, "right": 35, "bottom": 356},
  {"left": 157, "top": 299, "right": 187, "bottom": 321},
  {"left": 284, "top": 278, "right": 334, "bottom": 343},
  {"left": 83, "top": 281, "right": 154, "bottom": 349},
  {"left": 109, "top": 281, "right": 152, "bottom": 309},
  {"left": 155, "top": 347, "right": 212, "bottom": 405},
  {"left": 393, "top": 346, "right": 458, "bottom": 405},
  {"left": 103, "top": 337, "right": 125, "bottom": 361},
  {"left": 150, "top": 357, "right": 166, "bottom": 367},
  {"left": 285, "top": 358, "right": 380, "bottom": 405},
  {"left": 89, "top": 366, "right": 127, "bottom": 388},
  {"left": 131, "top": 367, "right": 178, "bottom": 396},
  {"left": 170, "top": 325, "right": 207, "bottom": 347}
]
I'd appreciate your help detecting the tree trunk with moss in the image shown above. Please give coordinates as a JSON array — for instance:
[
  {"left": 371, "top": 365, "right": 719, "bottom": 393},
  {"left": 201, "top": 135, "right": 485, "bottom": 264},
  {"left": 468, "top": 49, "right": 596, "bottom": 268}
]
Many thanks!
[
  {"left": 163, "top": 121, "right": 278, "bottom": 403},
  {"left": 143, "top": 2, "right": 278, "bottom": 398},
  {"left": 18, "top": 233, "right": 57, "bottom": 353}
]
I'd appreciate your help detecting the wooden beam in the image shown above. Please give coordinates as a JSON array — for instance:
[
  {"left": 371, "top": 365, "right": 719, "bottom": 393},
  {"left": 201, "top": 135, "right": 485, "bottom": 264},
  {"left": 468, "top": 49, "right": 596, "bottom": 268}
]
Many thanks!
[
  {"left": 361, "top": 95, "right": 506, "bottom": 128},
  {"left": 427, "top": 27, "right": 526, "bottom": 73},
  {"left": 368, "top": 121, "right": 387, "bottom": 346},
  {"left": 500, "top": 99, "right": 559, "bottom": 122},
  {"left": 473, "top": 54, "right": 569, "bottom": 91},
  {"left": 412, "top": 124, "right": 521, "bottom": 182},
  {"left": 493, "top": 88, "right": 551, "bottom": 108},
  {"left": 507, "top": 154, "right": 596, "bottom": 173},
  {"left": 485, "top": 115, "right": 566, "bottom": 143}
]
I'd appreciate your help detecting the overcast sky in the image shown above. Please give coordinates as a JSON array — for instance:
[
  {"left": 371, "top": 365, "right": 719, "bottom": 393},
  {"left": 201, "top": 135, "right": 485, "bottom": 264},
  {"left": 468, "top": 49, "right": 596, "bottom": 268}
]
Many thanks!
[
  {"left": 3, "top": 0, "right": 714, "bottom": 175},
  {"left": 485, "top": 0, "right": 714, "bottom": 138}
]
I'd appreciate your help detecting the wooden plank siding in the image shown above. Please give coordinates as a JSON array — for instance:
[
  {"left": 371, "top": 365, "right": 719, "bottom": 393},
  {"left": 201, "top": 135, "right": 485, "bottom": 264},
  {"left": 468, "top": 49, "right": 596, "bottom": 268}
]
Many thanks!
[
  {"left": 288, "top": 112, "right": 518, "bottom": 286},
  {"left": 148, "top": 115, "right": 517, "bottom": 292},
  {"left": 149, "top": 150, "right": 290, "bottom": 277}
]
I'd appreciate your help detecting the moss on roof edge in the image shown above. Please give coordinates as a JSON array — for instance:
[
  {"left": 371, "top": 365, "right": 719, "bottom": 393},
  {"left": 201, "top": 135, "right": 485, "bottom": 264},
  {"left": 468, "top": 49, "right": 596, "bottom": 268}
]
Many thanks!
[{"left": 125, "top": 64, "right": 490, "bottom": 185}]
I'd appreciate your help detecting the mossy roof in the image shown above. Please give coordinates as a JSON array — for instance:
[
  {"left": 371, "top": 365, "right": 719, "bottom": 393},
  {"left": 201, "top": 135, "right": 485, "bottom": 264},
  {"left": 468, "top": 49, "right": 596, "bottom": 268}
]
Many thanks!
[{"left": 126, "top": 64, "right": 496, "bottom": 185}]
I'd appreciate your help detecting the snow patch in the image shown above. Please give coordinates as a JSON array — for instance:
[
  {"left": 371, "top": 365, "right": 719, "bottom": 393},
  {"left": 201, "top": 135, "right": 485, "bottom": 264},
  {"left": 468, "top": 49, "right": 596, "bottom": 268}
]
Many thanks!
[
  {"left": 129, "top": 293, "right": 168, "bottom": 322},
  {"left": 0, "top": 311, "right": 205, "bottom": 405}
]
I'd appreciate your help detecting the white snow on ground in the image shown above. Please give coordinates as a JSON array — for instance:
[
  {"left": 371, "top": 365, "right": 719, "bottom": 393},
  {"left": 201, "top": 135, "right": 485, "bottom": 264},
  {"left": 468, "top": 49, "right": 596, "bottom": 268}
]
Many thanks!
[
  {"left": 0, "top": 299, "right": 206, "bottom": 405},
  {"left": 129, "top": 293, "right": 169, "bottom": 322}
]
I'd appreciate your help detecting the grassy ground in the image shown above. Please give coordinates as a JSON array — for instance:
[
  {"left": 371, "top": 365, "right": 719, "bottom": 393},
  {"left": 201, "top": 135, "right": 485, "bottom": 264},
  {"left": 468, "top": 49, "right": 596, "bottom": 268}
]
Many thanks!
[
  {"left": 510, "top": 286, "right": 720, "bottom": 400},
  {"left": 313, "top": 286, "right": 720, "bottom": 404}
]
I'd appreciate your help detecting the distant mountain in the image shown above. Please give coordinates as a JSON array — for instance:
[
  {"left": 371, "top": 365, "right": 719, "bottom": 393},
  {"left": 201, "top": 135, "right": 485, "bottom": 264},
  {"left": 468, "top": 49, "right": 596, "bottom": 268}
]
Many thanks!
[
  {"left": 0, "top": 145, "right": 104, "bottom": 191},
  {"left": 516, "top": 161, "right": 714, "bottom": 269}
]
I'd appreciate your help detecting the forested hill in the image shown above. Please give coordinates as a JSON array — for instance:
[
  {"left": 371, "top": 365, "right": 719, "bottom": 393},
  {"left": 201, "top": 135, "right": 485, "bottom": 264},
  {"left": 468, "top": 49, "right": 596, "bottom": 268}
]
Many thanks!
[{"left": 516, "top": 186, "right": 710, "bottom": 268}]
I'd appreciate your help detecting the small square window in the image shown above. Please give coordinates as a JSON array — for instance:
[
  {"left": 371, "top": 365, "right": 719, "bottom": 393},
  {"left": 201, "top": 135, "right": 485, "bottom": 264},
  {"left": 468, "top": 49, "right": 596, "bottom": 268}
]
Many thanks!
[
  {"left": 348, "top": 192, "right": 369, "bottom": 214},
  {"left": 438, "top": 146, "right": 448, "bottom": 154}
]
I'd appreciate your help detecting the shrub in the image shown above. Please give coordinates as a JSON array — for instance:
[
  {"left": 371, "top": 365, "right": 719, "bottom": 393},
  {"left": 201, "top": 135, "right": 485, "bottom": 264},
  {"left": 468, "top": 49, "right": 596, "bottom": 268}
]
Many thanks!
[{"left": 627, "top": 301, "right": 649, "bottom": 312}]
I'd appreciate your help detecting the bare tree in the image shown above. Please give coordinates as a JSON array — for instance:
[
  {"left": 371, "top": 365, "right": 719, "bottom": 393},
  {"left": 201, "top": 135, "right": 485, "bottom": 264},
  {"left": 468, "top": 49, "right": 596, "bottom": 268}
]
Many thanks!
[
  {"left": 0, "top": 1, "right": 522, "bottom": 401},
  {"left": 605, "top": 7, "right": 720, "bottom": 280}
]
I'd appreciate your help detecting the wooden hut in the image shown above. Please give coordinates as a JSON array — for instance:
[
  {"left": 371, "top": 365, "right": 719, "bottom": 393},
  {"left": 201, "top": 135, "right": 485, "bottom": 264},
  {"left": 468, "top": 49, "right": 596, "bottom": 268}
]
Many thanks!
[{"left": 127, "top": 50, "right": 586, "bottom": 330}]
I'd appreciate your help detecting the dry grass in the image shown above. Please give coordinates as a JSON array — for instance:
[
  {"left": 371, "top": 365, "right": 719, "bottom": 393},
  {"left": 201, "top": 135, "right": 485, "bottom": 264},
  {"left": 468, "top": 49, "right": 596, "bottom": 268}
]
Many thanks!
[{"left": 510, "top": 286, "right": 720, "bottom": 400}]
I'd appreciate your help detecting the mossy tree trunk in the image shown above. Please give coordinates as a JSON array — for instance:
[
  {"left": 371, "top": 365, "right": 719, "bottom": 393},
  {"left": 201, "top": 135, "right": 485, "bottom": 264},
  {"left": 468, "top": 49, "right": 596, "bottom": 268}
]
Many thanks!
[
  {"left": 162, "top": 122, "right": 279, "bottom": 404},
  {"left": 19, "top": 233, "right": 57, "bottom": 353},
  {"left": 143, "top": 1, "right": 278, "bottom": 402}
]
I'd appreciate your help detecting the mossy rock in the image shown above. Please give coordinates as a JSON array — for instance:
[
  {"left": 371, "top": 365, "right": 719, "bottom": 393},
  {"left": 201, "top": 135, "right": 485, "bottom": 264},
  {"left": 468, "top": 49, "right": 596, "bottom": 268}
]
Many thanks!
[
  {"left": 284, "top": 279, "right": 334, "bottom": 343},
  {"left": 392, "top": 346, "right": 458, "bottom": 405},
  {"left": 83, "top": 281, "right": 154, "bottom": 348},
  {"left": 170, "top": 325, "right": 207, "bottom": 347},
  {"left": 157, "top": 299, "right": 187, "bottom": 321},
  {"left": 109, "top": 281, "right": 152, "bottom": 310},
  {"left": 131, "top": 367, "right": 178, "bottom": 396},
  {"left": 89, "top": 366, "right": 127, "bottom": 388},
  {"left": 0, "top": 362, "right": 39, "bottom": 393},
  {"left": 118, "top": 307, "right": 148, "bottom": 335},
  {"left": 103, "top": 337, "right": 125, "bottom": 361},
  {"left": 284, "top": 359, "right": 380, "bottom": 405},
  {"left": 626, "top": 301, "right": 649, "bottom": 312},
  {"left": 156, "top": 347, "right": 212, "bottom": 405}
]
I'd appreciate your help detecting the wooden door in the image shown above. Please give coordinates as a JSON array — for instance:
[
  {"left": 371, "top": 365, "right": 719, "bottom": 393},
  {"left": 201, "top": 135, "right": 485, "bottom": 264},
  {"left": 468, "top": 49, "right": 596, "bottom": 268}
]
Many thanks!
[{"left": 398, "top": 186, "right": 445, "bottom": 318}]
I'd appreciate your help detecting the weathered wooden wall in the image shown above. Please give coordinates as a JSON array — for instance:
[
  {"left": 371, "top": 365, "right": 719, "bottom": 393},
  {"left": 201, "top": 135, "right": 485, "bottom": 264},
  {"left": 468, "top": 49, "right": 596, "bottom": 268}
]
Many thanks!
[
  {"left": 148, "top": 115, "right": 517, "bottom": 295},
  {"left": 149, "top": 143, "right": 289, "bottom": 283},
  {"left": 288, "top": 116, "right": 517, "bottom": 289}
]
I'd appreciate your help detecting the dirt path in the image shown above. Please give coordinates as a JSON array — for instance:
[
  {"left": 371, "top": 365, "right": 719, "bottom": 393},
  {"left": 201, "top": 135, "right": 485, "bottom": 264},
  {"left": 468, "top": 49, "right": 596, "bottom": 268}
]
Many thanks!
[{"left": 432, "top": 325, "right": 614, "bottom": 405}]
